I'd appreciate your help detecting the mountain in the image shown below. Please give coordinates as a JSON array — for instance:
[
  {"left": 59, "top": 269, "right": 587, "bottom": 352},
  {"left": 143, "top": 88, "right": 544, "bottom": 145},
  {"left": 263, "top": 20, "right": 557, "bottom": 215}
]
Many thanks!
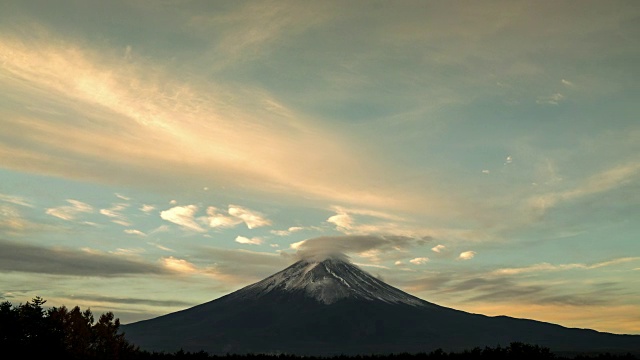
[{"left": 121, "top": 256, "right": 640, "bottom": 356}]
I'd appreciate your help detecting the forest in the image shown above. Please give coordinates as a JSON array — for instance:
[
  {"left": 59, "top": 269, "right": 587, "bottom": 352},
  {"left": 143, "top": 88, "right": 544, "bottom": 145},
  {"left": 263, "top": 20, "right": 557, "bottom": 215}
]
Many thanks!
[{"left": 0, "top": 297, "right": 637, "bottom": 360}]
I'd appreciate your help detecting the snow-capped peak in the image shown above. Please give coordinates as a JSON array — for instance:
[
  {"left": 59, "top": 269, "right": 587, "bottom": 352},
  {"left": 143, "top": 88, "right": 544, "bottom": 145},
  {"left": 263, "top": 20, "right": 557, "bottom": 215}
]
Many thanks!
[{"left": 232, "top": 256, "right": 427, "bottom": 306}]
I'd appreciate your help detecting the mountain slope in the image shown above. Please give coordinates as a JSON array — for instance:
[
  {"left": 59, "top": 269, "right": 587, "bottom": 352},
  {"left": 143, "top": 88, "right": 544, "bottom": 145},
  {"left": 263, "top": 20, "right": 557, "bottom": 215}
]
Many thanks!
[
  {"left": 121, "top": 257, "right": 640, "bottom": 355},
  {"left": 226, "top": 257, "right": 426, "bottom": 306}
]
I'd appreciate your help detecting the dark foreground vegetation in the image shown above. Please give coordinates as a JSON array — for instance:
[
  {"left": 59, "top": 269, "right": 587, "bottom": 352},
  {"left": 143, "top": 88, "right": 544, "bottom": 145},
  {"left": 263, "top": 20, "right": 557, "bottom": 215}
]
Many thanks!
[{"left": 0, "top": 297, "right": 637, "bottom": 360}]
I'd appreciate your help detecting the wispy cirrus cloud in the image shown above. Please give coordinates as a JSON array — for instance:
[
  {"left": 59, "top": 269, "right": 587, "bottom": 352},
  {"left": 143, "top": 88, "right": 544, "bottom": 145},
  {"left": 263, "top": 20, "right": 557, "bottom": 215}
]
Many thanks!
[
  {"left": 45, "top": 199, "right": 93, "bottom": 221},
  {"left": 271, "top": 226, "right": 304, "bottom": 236},
  {"left": 325, "top": 206, "right": 433, "bottom": 238},
  {"left": 528, "top": 161, "right": 640, "bottom": 215},
  {"left": 0, "top": 205, "right": 30, "bottom": 233},
  {"left": 100, "top": 203, "right": 131, "bottom": 227},
  {"left": 536, "top": 92, "right": 565, "bottom": 105},
  {"left": 115, "top": 193, "right": 131, "bottom": 201},
  {"left": 124, "top": 229, "right": 146, "bottom": 237},
  {"left": 188, "top": 0, "right": 335, "bottom": 69},
  {"left": 492, "top": 257, "right": 640, "bottom": 276},
  {"left": 0, "top": 193, "right": 33, "bottom": 208},
  {"left": 0, "top": 32, "right": 430, "bottom": 216}
]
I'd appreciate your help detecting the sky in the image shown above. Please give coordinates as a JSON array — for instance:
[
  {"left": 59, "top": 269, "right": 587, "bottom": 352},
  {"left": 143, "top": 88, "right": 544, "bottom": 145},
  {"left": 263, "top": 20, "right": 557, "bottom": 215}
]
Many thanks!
[{"left": 1, "top": 0, "right": 639, "bottom": 335}]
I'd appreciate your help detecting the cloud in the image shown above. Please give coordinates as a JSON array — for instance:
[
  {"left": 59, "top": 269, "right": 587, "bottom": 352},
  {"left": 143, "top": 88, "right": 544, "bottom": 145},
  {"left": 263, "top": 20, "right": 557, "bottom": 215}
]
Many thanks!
[
  {"left": 290, "top": 235, "right": 431, "bottom": 262},
  {"left": 431, "top": 244, "right": 446, "bottom": 253},
  {"left": 528, "top": 161, "right": 640, "bottom": 214},
  {"left": 357, "top": 249, "right": 383, "bottom": 262},
  {"left": 110, "top": 247, "right": 145, "bottom": 257},
  {"left": 270, "top": 226, "right": 304, "bottom": 236},
  {"left": 481, "top": 169, "right": 490, "bottom": 174},
  {"left": 64, "top": 294, "right": 193, "bottom": 308},
  {"left": 149, "top": 225, "right": 170, "bottom": 235},
  {"left": 100, "top": 203, "right": 131, "bottom": 226},
  {"left": 327, "top": 212, "right": 354, "bottom": 230},
  {"left": 160, "top": 205, "right": 205, "bottom": 232},
  {"left": 354, "top": 262, "right": 389, "bottom": 270},
  {"left": 115, "top": 193, "right": 131, "bottom": 201},
  {"left": 492, "top": 257, "right": 640, "bottom": 276},
  {"left": 197, "top": 247, "right": 289, "bottom": 268},
  {"left": 100, "top": 204, "right": 128, "bottom": 217},
  {"left": 124, "top": 45, "right": 132, "bottom": 60},
  {"left": 45, "top": 199, "right": 93, "bottom": 220},
  {"left": 140, "top": 204, "right": 155, "bottom": 213},
  {"left": 452, "top": 279, "right": 625, "bottom": 308},
  {"left": 403, "top": 274, "right": 548, "bottom": 305},
  {"left": 124, "top": 229, "right": 146, "bottom": 237},
  {"left": 205, "top": 206, "right": 243, "bottom": 228},
  {"left": 0, "top": 238, "right": 168, "bottom": 276},
  {"left": 148, "top": 242, "right": 174, "bottom": 252},
  {"left": 561, "top": 79, "right": 574, "bottom": 87},
  {"left": 161, "top": 256, "right": 198, "bottom": 274},
  {"left": 204, "top": 205, "right": 270, "bottom": 230},
  {"left": 0, "top": 32, "right": 426, "bottom": 216},
  {"left": 188, "top": 1, "right": 335, "bottom": 72},
  {"left": 536, "top": 294, "right": 611, "bottom": 307},
  {"left": 458, "top": 251, "right": 476, "bottom": 260},
  {"left": 399, "top": 273, "right": 454, "bottom": 293},
  {"left": 290, "top": 240, "right": 306, "bottom": 250},
  {"left": 324, "top": 207, "right": 435, "bottom": 238},
  {"left": 0, "top": 193, "right": 33, "bottom": 208},
  {"left": 536, "top": 93, "right": 565, "bottom": 105},
  {"left": 409, "top": 257, "right": 429, "bottom": 265},
  {"left": 0, "top": 205, "right": 30, "bottom": 233},
  {"left": 185, "top": 246, "right": 292, "bottom": 283},
  {"left": 493, "top": 263, "right": 580, "bottom": 276},
  {"left": 235, "top": 236, "right": 263, "bottom": 245},
  {"left": 228, "top": 205, "right": 271, "bottom": 229},
  {"left": 464, "top": 280, "right": 544, "bottom": 302}
]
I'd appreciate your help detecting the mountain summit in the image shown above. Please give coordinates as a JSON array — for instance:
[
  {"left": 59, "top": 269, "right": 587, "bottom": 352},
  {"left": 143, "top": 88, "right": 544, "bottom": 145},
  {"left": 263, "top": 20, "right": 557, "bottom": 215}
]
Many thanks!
[
  {"left": 122, "top": 256, "right": 640, "bottom": 356},
  {"left": 229, "top": 257, "right": 425, "bottom": 306}
]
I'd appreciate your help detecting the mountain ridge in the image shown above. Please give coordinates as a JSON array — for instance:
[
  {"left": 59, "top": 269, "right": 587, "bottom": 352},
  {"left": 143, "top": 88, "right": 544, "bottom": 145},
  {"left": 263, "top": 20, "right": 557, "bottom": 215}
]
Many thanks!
[{"left": 122, "top": 256, "right": 640, "bottom": 356}]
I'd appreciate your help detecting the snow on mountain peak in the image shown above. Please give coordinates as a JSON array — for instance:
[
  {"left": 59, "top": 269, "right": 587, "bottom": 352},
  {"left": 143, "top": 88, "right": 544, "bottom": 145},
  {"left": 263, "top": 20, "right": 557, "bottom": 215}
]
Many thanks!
[{"left": 233, "top": 256, "right": 427, "bottom": 307}]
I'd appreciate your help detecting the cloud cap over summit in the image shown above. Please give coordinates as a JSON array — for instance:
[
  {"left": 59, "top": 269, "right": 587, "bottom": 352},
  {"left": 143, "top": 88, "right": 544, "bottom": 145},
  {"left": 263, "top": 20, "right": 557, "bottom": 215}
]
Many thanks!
[{"left": 291, "top": 235, "right": 432, "bottom": 261}]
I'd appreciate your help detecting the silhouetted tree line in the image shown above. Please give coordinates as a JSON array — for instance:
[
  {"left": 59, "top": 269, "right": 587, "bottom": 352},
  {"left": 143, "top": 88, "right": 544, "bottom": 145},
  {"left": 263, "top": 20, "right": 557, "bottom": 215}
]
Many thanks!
[
  {"left": 0, "top": 296, "right": 137, "bottom": 359},
  {"left": 0, "top": 297, "right": 637, "bottom": 360}
]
